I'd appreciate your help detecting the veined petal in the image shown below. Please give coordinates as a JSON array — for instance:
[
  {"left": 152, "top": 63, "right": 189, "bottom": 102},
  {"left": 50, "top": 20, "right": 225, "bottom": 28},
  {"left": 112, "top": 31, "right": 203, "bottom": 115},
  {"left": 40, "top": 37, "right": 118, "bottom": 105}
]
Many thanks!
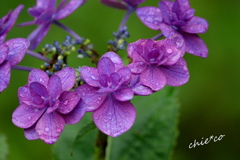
[
  {"left": 93, "top": 95, "right": 136, "bottom": 137},
  {"left": 75, "top": 84, "right": 107, "bottom": 111},
  {"left": 54, "top": 67, "right": 76, "bottom": 91},
  {"left": 130, "top": 74, "right": 153, "bottom": 96},
  {"left": 80, "top": 66, "right": 99, "bottom": 87},
  {"left": 159, "top": 1, "right": 171, "bottom": 24},
  {"left": 177, "top": 0, "right": 191, "bottom": 11},
  {"left": 28, "top": 69, "right": 49, "bottom": 86},
  {"left": 140, "top": 66, "right": 166, "bottom": 91},
  {"left": 114, "top": 88, "right": 134, "bottom": 101},
  {"left": 4, "top": 38, "right": 30, "bottom": 66},
  {"left": 35, "top": 8, "right": 54, "bottom": 25},
  {"left": 0, "top": 44, "right": 8, "bottom": 64},
  {"left": 0, "top": 61, "right": 10, "bottom": 92},
  {"left": 98, "top": 57, "right": 115, "bottom": 76},
  {"left": 28, "top": 23, "right": 51, "bottom": 50},
  {"left": 36, "top": 112, "right": 65, "bottom": 144},
  {"left": 181, "top": 32, "right": 208, "bottom": 58},
  {"left": 12, "top": 103, "right": 46, "bottom": 129},
  {"left": 29, "top": 82, "right": 48, "bottom": 105},
  {"left": 116, "top": 67, "right": 132, "bottom": 86},
  {"left": 57, "top": 91, "right": 80, "bottom": 114},
  {"left": 48, "top": 75, "right": 62, "bottom": 99},
  {"left": 18, "top": 86, "right": 32, "bottom": 105},
  {"left": 136, "top": 7, "right": 162, "bottom": 30},
  {"left": 159, "top": 22, "right": 179, "bottom": 38},
  {"left": 28, "top": 7, "right": 45, "bottom": 17},
  {"left": 55, "top": 0, "right": 86, "bottom": 20},
  {"left": 160, "top": 58, "right": 189, "bottom": 86},
  {"left": 62, "top": 99, "right": 86, "bottom": 124},
  {"left": 24, "top": 125, "right": 39, "bottom": 140},
  {"left": 127, "top": 61, "right": 148, "bottom": 74},
  {"left": 181, "top": 16, "right": 208, "bottom": 34},
  {"left": 102, "top": 52, "right": 124, "bottom": 72}
]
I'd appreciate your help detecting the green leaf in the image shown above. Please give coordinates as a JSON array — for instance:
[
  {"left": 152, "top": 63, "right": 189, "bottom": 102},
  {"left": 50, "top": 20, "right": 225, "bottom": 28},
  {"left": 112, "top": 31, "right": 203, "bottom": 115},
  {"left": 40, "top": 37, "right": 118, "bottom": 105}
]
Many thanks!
[
  {"left": 0, "top": 133, "right": 9, "bottom": 160},
  {"left": 108, "top": 86, "right": 179, "bottom": 160}
]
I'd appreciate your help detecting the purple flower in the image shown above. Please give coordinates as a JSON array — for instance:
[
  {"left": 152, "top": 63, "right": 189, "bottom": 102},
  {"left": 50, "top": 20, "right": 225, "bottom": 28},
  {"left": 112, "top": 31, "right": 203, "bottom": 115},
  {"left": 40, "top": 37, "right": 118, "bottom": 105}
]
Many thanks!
[
  {"left": 0, "top": 38, "right": 30, "bottom": 92},
  {"left": 127, "top": 38, "right": 189, "bottom": 91},
  {"left": 136, "top": 0, "right": 209, "bottom": 58},
  {"left": 19, "top": 0, "right": 86, "bottom": 50},
  {"left": 75, "top": 52, "right": 136, "bottom": 137},
  {"left": 130, "top": 74, "right": 153, "bottom": 96},
  {"left": 12, "top": 67, "right": 85, "bottom": 144},
  {"left": 101, "top": 0, "right": 145, "bottom": 10},
  {"left": 0, "top": 5, "right": 24, "bottom": 44}
]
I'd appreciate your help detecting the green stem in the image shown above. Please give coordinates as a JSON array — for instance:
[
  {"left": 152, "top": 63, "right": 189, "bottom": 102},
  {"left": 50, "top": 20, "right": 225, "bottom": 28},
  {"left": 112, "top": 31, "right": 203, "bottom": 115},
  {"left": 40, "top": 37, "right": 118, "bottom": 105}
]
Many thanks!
[{"left": 94, "top": 129, "right": 108, "bottom": 160}]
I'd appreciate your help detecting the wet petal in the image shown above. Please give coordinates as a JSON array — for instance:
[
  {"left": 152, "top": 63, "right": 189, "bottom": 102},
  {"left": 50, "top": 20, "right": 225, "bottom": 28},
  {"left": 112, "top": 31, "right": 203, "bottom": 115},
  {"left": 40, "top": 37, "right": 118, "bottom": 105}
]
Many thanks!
[
  {"left": 0, "top": 44, "right": 8, "bottom": 64},
  {"left": 127, "top": 61, "right": 148, "bottom": 74},
  {"left": 29, "top": 82, "right": 48, "bottom": 105},
  {"left": 55, "top": 0, "right": 86, "bottom": 20},
  {"left": 4, "top": 38, "right": 30, "bottom": 66},
  {"left": 98, "top": 57, "right": 115, "bottom": 76},
  {"left": 36, "top": 112, "right": 65, "bottom": 144},
  {"left": 181, "top": 16, "right": 208, "bottom": 34},
  {"left": 12, "top": 104, "right": 46, "bottom": 129},
  {"left": 136, "top": 7, "right": 162, "bottom": 30},
  {"left": 114, "top": 88, "right": 134, "bottom": 101},
  {"left": 130, "top": 74, "right": 153, "bottom": 96},
  {"left": 160, "top": 58, "right": 189, "bottom": 86},
  {"left": 116, "top": 67, "right": 132, "bottom": 86},
  {"left": 93, "top": 95, "right": 136, "bottom": 137},
  {"left": 102, "top": 52, "right": 124, "bottom": 72},
  {"left": 0, "top": 34, "right": 6, "bottom": 44},
  {"left": 62, "top": 99, "right": 86, "bottom": 124},
  {"left": 159, "top": 22, "right": 179, "bottom": 38},
  {"left": 48, "top": 75, "right": 62, "bottom": 99},
  {"left": 181, "top": 32, "right": 208, "bottom": 58},
  {"left": 80, "top": 66, "right": 99, "bottom": 87},
  {"left": 140, "top": 66, "right": 166, "bottom": 91},
  {"left": 24, "top": 124, "right": 39, "bottom": 140},
  {"left": 0, "top": 61, "right": 10, "bottom": 92},
  {"left": 177, "top": 0, "right": 191, "bottom": 11},
  {"left": 54, "top": 67, "right": 76, "bottom": 91},
  {"left": 159, "top": 1, "right": 171, "bottom": 24},
  {"left": 57, "top": 91, "right": 80, "bottom": 114},
  {"left": 28, "top": 69, "right": 49, "bottom": 86}
]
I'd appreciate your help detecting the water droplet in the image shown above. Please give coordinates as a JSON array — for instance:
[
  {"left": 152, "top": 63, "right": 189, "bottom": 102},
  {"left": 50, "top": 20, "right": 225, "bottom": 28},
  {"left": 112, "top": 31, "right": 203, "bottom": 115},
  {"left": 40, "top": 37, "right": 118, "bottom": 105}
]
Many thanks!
[
  {"left": 45, "top": 127, "right": 50, "bottom": 132},
  {"left": 63, "top": 100, "right": 69, "bottom": 105},
  {"left": 28, "top": 116, "right": 32, "bottom": 120},
  {"left": 34, "top": 108, "right": 39, "bottom": 112},
  {"left": 57, "top": 129, "right": 61, "bottom": 133},
  {"left": 98, "top": 97, "right": 101, "bottom": 100},
  {"left": 167, "top": 48, "right": 172, "bottom": 53},
  {"left": 82, "top": 92, "right": 85, "bottom": 96}
]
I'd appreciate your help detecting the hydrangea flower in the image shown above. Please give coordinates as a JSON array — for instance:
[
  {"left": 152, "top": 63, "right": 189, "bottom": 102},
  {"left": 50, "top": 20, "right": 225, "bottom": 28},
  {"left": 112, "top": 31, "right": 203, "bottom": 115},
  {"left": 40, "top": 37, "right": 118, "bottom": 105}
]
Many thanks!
[
  {"left": 127, "top": 38, "right": 189, "bottom": 91},
  {"left": 19, "top": 0, "right": 86, "bottom": 50},
  {"left": 75, "top": 52, "right": 136, "bottom": 137},
  {"left": 136, "top": 0, "right": 209, "bottom": 58},
  {"left": 12, "top": 67, "right": 85, "bottom": 144},
  {"left": 0, "top": 5, "right": 24, "bottom": 44},
  {"left": 0, "top": 38, "right": 30, "bottom": 92},
  {"left": 101, "top": 0, "right": 145, "bottom": 10}
]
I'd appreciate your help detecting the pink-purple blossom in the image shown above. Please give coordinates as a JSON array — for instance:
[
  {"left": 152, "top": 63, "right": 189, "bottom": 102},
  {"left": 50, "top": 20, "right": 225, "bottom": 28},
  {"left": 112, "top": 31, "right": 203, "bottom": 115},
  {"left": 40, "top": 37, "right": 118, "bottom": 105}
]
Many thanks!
[
  {"left": 19, "top": 0, "right": 86, "bottom": 50},
  {"left": 75, "top": 52, "right": 136, "bottom": 137},
  {"left": 127, "top": 38, "right": 189, "bottom": 91},
  {"left": 101, "top": 0, "right": 145, "bottom": 10},
  {"left": 12, "top": 67, "right": 85, "bottom": 144},
  {"left": 136, "top": 0, "right": 209, "bottom": 58}
]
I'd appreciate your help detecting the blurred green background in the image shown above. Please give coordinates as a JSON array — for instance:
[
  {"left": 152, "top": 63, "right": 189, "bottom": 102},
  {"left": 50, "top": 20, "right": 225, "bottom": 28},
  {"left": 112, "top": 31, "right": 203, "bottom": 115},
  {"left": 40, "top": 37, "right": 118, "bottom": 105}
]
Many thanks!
[{"left": 0, "top": 0, "right": 240, "bottom": 159}]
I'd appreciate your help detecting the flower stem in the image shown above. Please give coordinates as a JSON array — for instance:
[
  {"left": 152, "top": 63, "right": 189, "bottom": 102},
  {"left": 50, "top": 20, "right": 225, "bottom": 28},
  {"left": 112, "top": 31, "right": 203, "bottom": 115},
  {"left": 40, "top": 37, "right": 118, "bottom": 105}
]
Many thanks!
[
  {"left": 151, "top": 33, "right": 164, "bottom": 40},
  {"left": 94, "top": 129, "right": 108, "bottom": 160},
  {"left": 118, "top": 8, "right": 134, "bottom": 32},
  {"left": 11, "top": 65, "right": 35, "bottom": 72},
  {"left": 53, "top": 20, "right": 82, "bottom": 40},
  {"left": 26, "top": 50, "right": 51, "bottom": 63}
]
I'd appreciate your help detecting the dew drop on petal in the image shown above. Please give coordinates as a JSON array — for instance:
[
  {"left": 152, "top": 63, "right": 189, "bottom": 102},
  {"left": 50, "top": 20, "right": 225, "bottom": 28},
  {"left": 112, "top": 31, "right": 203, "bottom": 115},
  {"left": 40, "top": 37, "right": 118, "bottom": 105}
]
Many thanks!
[
  {"left": 45, "top": 127, "right": 49, "bottom": 132},
  {"left": 167, "top": 48, "right": 173, "bottom": 53},
  {"left": 28, "top": 116, "right": 32, "bottom": 120},
  {"left": 63, "top": 100, "right": 69, "bottom": 105},
  {"left": 98, "top": 97, "right": 101, "bottom": 100},
  {"left": 34, "top": 108, "right": 39, "bottom": 112}
]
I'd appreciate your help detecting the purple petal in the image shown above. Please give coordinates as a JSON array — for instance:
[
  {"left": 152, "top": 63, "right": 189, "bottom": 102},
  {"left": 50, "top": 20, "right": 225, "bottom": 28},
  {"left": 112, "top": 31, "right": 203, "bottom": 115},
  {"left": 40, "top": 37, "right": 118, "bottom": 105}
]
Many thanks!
[
  {"left": 17, "top": 21, "right": 35, "bottom": 27},
  {"left": 93, "top": 95, "right": 136, "bottom": 137},
  {"left": 29, "top": 82, "right": 48, "bottom": 105},
  {"left": 100, "top": 0, "right": 128, "bottom": 10},
  {"left": 47, "top": 0, "right": 57, "bottom": 8},
  {"left": 0, "top": 61, "right": 10, "bottom": 92},
  {"left": 4, "top": 38, "right": 30, "bottom": 66},
  {"left": 36, "top": 0, "right": 50, "bottom": 9},
  {"left": 123, "top": 0, "right": 145, "bottom": 7},
  {"left": 80, "top": 66, "right": 99, "bottom": 87},
  {"left": 36, "top": 112, "right": 65, "bottom": 144},
  {"left": 181, "top": 16, "right": 208, "bottom": 34},
  {"left": 12, "top": 104, "right": 46, "bottom": 129},
  {"left": 54, "top": 67, "right": 76, "bottom": 91},
  {"left": 28, "top": 23, "right": 51, "bottom": 50},
  {"left": 75, "top": 84, "right": 107, "bottom": 111},
  {"left": 28, "top": 7, "right": 45, "bottom": 17},
  {"left": 24, "top": 125, "right": 39, "bottom": 140},
  {"left": 181, "top": 32, "right": 208, "bottom": 58},
  {"left": 116, "top": 67, "right": 132, "bottom": 86},
  {"left": 62, "top": 99, "right": 86, "bottom": 124},
  {"left": 159, "top": 22, "right": 179, "bottom": 38},
  {"left": 48, "top": 75, "right": 62, "bottom": 99},
  {"left": 57, "top": 91, "right": 80, "bottom": 114},
  {"left": 55, "top": 0, "right": 86, "bottom": 20},
  {"left": 159, "top": 1, "right": 171, "bottom": 24},
  {"left": 127, "top": 61, "right": 148, "bottom": 74},
  {"left": 177, "top": 0, "right": 191, "bottom": 11},
  {"left": 35, "top": 8, "right": 54, "bottom": 25},
  {"left": 160, "top": 58, "right": 189, "bottom": 86},
  {"left": 0, "top": 34, "right": 6, "bottom": 44},
  {"left": 140, "top": 66, "right": 166, "bottom": 91},
  {"left": 130, "top": 74, "right": 153, "bottom": 96},
  {"left": 98, "top": 57, "right": 115, "bottom": 76},
  {"left": 136, "top": 7, "right": 162, "bottom": 30},
  {"left": 0, "top": 44, "right": 8, "bottom": 64},
  {"left": 18, "top": 86, "right": 34, "bottom": 105},
  {"left": 114, "top": 88, "right": 134, "bottom": 101},
  {"left": 102, "top": 52, "right": 124, "bottom": 72},
  {"left": 28, "top": 69, "right": 49, "bottom": 86}
]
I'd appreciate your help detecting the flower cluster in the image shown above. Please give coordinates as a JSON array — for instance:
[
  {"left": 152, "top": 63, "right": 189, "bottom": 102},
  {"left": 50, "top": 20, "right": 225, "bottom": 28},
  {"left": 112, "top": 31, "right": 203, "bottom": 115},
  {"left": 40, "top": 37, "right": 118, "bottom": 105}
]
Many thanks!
[{"left": 5, "top": 0, "right": 208, "bottom": 144}]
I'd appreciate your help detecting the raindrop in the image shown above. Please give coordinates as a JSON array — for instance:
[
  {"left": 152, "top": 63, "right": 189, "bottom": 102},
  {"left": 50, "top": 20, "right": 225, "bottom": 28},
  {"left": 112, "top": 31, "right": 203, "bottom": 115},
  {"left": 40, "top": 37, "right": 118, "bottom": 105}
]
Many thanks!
[
  {"left": 63, "top": 100, "right": 69, "bottom": 105},
  {"left": 28, "top": 116, "right": 32, "bottom": 120},
  {"left": 167, "top": 48, "right": 173, "bottom": 53},
  {"left": 45, "top": 127, "right": 50, "bottom": 132},
  {"left": 98, "top": 97, "right": 102, "bottom": 100},
  {"left": 34, "top": 108, "right": 39, "bottom": 112}
]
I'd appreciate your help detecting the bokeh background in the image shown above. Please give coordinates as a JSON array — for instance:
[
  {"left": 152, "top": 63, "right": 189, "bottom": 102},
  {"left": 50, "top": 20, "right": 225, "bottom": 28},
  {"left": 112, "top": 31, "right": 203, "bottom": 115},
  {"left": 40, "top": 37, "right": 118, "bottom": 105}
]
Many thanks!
[{"left": 0, "top": 0, "right": 240, "bottom": 159}]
